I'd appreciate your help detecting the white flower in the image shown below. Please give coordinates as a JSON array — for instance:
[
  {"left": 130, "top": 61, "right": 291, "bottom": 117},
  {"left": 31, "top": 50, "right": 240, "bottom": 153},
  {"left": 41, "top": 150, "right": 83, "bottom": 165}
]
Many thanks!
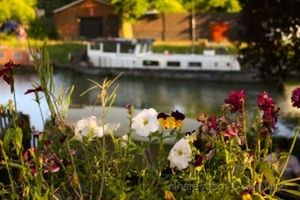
[
  {"left": 185, "top": 132, "right": 197, "bottom": 143},
  {"left": 131, "top": 108, "right": 159, "bottom": 137},
  {"left": 120, "top": 134, "right": 129, "bottom": 146},
  {"left": 168, "top": 138, "right": 192, "bottom": 170},
  {"left": 74, "top": 116, "right": 120, "bottom": 140}
]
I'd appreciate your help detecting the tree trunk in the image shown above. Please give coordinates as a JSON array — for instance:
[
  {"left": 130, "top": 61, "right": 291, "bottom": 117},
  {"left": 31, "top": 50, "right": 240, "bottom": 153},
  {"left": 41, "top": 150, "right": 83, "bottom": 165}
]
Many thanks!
[{"left": 121, "top": 20, "right": 133, "bottom": 39}]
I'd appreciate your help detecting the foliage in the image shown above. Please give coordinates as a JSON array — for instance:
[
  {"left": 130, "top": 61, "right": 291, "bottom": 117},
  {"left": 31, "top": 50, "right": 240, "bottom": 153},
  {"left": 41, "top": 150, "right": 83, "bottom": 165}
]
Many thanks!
[
  {"left": 110, "top": 0, "right": 149, "bottom": 23},
  {"left": 28, "top": 16, "right": 58, "bottom": 39},
  {"left": 37, "top": 0, "right": 76, "bottom": 17},
  {"left": 150, "top": 0, "right": 186, "bottom": 13},
  {"left": 181, "top": 0, "right": 241, "bottom": 13},
  {"left": 1, "top": 46, "right": 300, "bottom": 199},
  {"left": 238, "top": 0, "right": 300, "bottom": 82},
  {"left": 0, "top": 0, "right": 37, "bottom": 25},
  {"left": 33, "top": 0, "right": 76, "bottom": 39}
]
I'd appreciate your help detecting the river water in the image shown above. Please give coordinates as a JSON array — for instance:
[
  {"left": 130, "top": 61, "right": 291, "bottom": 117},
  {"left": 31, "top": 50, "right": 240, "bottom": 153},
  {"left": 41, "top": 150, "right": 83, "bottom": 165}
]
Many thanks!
[{"left": 1, "top": 68, "right": 300, "bottom": 137}]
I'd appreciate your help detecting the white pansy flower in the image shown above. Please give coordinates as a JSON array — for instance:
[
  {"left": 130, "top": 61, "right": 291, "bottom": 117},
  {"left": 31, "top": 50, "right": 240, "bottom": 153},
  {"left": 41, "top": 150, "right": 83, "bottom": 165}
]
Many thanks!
[
  {"left": 74, "top": 116, "right": 120, "bottom": 140},
  {"left": 131, "top": 108, "right": 159, "bottom": 137},
  {"left": 168, "top": 138, "right": 192, "bottom": 170}
]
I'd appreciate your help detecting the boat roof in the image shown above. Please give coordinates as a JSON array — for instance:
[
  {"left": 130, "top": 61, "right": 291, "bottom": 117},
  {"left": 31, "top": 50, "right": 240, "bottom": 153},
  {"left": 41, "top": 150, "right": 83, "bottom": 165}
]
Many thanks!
[{"left": 88, "top": 38, "right": 154, "bottom": 45}]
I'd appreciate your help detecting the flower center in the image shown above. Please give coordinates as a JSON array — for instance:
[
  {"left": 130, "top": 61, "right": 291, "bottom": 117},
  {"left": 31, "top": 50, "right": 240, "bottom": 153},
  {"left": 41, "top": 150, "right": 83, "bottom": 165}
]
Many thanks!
[
  {"left": 143, "top": 119, "right": 149, "bottom": 126},
  {"left": 176, "top": 149, "right": 184, "bottom": 156}
]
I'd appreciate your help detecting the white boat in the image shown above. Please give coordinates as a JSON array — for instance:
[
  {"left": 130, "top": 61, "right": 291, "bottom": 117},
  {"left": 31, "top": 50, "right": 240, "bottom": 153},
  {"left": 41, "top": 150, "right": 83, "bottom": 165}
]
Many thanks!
[
  {"left": 65, "top": 38, "right": 259, "bottom": 82},
  {"left": 85, "top": 38, "right": 241, "bottom": 71}
]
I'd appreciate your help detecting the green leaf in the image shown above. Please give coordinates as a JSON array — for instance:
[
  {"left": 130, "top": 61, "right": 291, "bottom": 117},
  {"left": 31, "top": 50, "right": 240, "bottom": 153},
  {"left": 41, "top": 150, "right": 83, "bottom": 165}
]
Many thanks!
[
  {"left": 259, "top": 161, "right": 275, "bottom": 185},
  {"left": 41, "top": 189, "right": 50, "bottom": 200},
  {"left": 3, "top": 127, "right": 23, "bottom": 155},
  {"left": 278, "top": 181, "right": 300, "bottom": 187},
  {"left": 282, "top": 189, "right": 300, "bottom": 197},
  {"left": 14, "top": 127, "right": 23, "bottom": 155},
  {"left": 3, "top": 128, "right": 15, "bottom": 152}
]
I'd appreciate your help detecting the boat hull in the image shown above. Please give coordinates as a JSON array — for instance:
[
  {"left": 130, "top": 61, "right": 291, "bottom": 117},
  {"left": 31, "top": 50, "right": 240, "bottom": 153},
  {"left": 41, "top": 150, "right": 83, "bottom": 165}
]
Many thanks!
[{"left": 56, "top": 64, "right": 259, "bottom": 82}]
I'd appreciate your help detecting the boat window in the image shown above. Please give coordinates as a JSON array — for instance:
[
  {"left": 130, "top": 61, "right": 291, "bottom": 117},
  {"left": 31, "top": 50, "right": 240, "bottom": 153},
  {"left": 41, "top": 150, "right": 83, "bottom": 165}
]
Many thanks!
[
  {"left": 91, "top": 43, "right": 101, "bottom": 50},
  {"left": 214, "top": 63, "right": 218, "bottom": 67},
  {"left": 143, "top": 60, "right": 159, "bottom": 66},
  {"left": 140, "top": 44, "right": 146, "bottom": 53},
  {"left": 226, "top": 62, "right": 231, "bottom": 67},
  {"left": 103, "top": 41, "right": 117, "bottom": 53},
  {"left": 146, "top": 44, "right": 152, "bottom": 52},
  {"left": 120, "top": 43, "right": 135, "bottom": 53},
  {"left": 167, "top": 61, "right": 180, "bottom": 67},
  {"left": 189, "top": 62, "right": 202, "bottom": 67},
  {"left": 13, "top": 52, "right": 22, "bottom": 60},
  {"left": 0, "top": 51, "right": 4, "bottom": 58}
]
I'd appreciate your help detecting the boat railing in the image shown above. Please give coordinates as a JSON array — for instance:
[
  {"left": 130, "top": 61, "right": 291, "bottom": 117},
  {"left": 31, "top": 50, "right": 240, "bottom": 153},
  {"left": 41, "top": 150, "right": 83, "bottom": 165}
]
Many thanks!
[{"left": 0, "top": 109, "right": 12, "bottom": 138}]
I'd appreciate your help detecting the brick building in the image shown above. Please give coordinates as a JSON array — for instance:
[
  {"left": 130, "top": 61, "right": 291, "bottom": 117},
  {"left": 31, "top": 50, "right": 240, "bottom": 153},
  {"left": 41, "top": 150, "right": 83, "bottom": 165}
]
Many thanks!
[
  {"left": 53, "top": 0, "right": 241, "bottom": 41},
  {"left": 53, "top": 0, "right": 119, "bottom": 39}
]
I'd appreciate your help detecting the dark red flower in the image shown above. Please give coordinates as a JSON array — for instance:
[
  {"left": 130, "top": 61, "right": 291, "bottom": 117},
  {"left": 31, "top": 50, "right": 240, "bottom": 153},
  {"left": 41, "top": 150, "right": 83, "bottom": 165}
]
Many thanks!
[
  {"left": 241, "top": 187, "right": 253, "bottom": 195},
  {"left": 59, "top": 135, "right": 67, "bottom": 143},
  {"left": 194, "top": 154, "right": 204, "bottom": 167},
  {"left": 262, "top": 108, "right": 279, "bottom": 130},
  {"left": 31, "top": 167, "right": 38, "bottom": 176},
  {"left": 256, "top": 91, "right": 275, "bottom": 111},
  {"left": 24, "top": 86, "right": 43, "bottom": 95},
  {"left": 260, "top": 129, "right": 269, "bottom": 137},
  {"left": 44, "top": 139, "right": 53, "bottom": 147},
  {"left": 207, "top": 116, "right": 218, "bottom": 131},
  {"left": 291, "top": 87, "right": 300, "bottom": 108},
  {"left": 224, "top": 90, "right": 245, "bottom": 113},
  {"left": 257, "top": 92, "right": 279, "bottom": 133},
  {"left": 0, "top": 60, "right": 19, "bottom": 85},
  {"left": 171, "top": 110, "right": 185, "bottom": 121}
]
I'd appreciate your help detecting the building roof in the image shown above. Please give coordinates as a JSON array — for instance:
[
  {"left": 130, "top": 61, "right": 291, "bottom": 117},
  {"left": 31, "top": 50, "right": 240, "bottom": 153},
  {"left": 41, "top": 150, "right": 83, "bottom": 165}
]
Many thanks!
[{"left": 53, "top": 0, "right": 111, "bottom": 14}]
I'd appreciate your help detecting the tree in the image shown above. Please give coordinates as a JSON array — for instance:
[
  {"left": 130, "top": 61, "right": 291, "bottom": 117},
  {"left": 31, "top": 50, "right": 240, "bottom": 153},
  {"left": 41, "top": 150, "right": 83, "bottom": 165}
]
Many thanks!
[
  {"left": 111, "top": 0, "right": 149, "bottom": 38},
  {"left": 0, "top": 0, "right": 37, "bottom": 25},
  {"left": 111, "top": 0, "right": 186, "bottom": 39},
  {"left": 37, "top": 0, "right": 76, "bottom": 16},
  {"left": 181, "top": 0, "right": 241, "bottom": 13},
  {"left": 239, "top": 0, "right": 300, "bottom": 83}
]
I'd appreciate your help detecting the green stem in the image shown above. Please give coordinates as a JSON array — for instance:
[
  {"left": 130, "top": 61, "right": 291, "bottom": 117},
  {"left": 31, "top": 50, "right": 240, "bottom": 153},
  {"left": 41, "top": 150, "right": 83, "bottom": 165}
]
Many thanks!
[
  {"left": 271, "top": 128, "right": 299, "bottom": 196},
  {"left": 242, "top": 101, "right": 249, "bottom": 150},
  {"left": 35, "top": 93, "right": 45, "bottom": 129},
  {"left": 0, "top": 141, "right": 17, "bottom": 199},
  {"left": 98, "top": 109, "right": 106, "bottom": 200},
  {"left": 66, "top": 141, "right": 84, "bottom": 199},
  {"left": 13, "top": 89, "right": 17, "bottom": 113}
]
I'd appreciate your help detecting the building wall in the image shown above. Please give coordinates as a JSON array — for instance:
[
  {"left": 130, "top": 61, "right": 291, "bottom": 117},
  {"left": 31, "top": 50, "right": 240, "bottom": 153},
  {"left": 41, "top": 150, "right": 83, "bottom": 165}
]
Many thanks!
[
  {"left": 133, "top": 13, "right": 240, "bottom": 41},
  {"left": 53, "top": 0, "right": 118, "bottom": 39},
  {"left": 53, "top": 1, "right": 240, "bottom": 41}
]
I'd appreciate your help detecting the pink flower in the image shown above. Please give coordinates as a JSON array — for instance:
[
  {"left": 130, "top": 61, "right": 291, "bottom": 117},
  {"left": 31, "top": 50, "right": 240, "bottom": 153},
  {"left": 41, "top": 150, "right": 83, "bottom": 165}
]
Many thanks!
[
  {"left": 224, "top": 90, "right": 245, "bottom": 113},
  {"left": 224, "top": 123, "right": 239, "bottom": 138},
  {"left": 291, "top": 87, "right": 300, "bottom": 108},
  {"left": 50, "top": 164, "right": 60, "bottom": 173}
]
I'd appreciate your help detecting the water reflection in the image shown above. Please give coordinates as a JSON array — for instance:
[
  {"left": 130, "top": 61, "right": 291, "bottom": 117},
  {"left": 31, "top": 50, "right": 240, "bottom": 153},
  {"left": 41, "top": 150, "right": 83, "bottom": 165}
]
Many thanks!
[{"left": 0, "top": 69, "right": 299, "bottom": 137}]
